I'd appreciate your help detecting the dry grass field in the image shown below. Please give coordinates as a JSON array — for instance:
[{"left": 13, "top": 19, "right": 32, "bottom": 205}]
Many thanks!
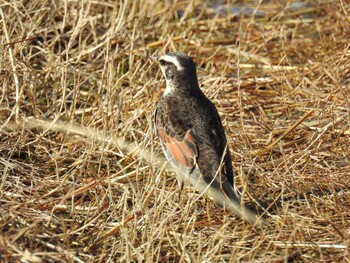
[{"left": 1, "top": 0, "right": 350, "bottom": 262}]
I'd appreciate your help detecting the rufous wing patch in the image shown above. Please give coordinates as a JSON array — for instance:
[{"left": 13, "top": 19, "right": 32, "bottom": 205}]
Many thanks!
[{"left": 156, "top": 124, "right": 197, "bottom": 170}]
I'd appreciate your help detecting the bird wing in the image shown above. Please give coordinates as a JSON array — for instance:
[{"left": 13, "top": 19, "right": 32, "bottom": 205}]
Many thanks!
[
  {"left": 155, "top": 108, "right": 198, "bottom": 171},
  {"left": 205, "top": 113, "right": 234, "bottom": 186},
  {"left": 155, "top": 106, "right": 260, "bottom": 224}
]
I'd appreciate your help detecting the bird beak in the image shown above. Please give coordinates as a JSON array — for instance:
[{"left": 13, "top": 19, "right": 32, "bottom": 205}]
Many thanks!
[{"left": 149, "top": 56, "right": 159, "bottom": 63}]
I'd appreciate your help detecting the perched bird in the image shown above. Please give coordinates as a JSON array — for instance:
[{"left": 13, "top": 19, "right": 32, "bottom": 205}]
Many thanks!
[{"left": 153, "top": 52, "right": 259, "bottom": 224}]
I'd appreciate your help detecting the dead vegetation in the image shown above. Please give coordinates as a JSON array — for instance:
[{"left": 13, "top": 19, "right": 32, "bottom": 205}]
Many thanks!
[{"left": 1, "top": 0, "right": 350, "bottom": 262}]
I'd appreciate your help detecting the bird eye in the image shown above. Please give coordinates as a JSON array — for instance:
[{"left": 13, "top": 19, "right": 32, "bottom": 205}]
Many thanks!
[{"left": 159, "top": 59, "right": 166, "bottom": 65}]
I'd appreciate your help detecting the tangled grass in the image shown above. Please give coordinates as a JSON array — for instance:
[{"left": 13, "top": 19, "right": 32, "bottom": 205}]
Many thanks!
[{"left": 1, "top": 0, "right": 350, "bottom": 262}]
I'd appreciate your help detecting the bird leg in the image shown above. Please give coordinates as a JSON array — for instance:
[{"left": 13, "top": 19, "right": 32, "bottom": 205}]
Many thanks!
[{"left": 176, "top": 173, "right": 185, "bottom": 200}]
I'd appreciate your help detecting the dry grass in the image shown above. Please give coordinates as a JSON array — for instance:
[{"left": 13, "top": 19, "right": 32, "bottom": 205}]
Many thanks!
[{"left": 1, "top": 0, "right": 350, "bottom": 262}]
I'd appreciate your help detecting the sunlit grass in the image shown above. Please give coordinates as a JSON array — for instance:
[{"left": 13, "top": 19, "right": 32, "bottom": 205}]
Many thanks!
[{"left": 1, "top": 0, "right": 349, "bottom": 262}]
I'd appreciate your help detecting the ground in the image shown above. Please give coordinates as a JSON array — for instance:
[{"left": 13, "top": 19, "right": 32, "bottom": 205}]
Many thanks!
[{"left": 0, "top": 1, "right": 349, "bottom": 262}]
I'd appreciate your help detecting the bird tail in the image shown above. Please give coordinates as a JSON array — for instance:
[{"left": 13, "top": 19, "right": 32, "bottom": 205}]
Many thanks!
[{"left": 191, "top": 175, "right": 263, "bottom": 225}]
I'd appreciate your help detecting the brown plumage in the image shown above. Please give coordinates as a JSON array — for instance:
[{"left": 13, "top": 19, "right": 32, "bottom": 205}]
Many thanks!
[
  {"left": 154, "top": 52, "right": 238, "bottom": 201},
  {"left": 153, "top": 52, "right": 259, "bottom": 224}
]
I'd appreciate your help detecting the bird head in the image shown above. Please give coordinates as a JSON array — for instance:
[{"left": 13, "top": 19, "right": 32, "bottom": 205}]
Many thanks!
[{"left": 152, "top": 52, "right": 199, "bottom": 95}]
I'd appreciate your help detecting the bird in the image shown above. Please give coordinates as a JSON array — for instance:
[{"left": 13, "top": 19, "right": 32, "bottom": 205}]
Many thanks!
[{"left": 153, "top": 52, "right": 259, "bottom": 224}]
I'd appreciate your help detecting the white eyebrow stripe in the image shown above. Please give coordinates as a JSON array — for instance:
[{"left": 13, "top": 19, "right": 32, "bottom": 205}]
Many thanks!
[{"left": 159, "top": 54, "right": 184, "bottom": 71}]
